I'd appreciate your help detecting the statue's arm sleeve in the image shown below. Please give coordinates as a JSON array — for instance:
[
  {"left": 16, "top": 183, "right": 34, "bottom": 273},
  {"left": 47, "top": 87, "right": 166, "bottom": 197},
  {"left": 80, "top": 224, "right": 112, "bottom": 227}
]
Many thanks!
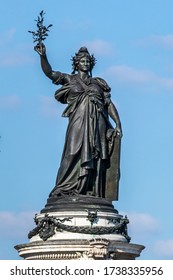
[{"left": 40, "top": 54, "right": 69, "bottom": 85}]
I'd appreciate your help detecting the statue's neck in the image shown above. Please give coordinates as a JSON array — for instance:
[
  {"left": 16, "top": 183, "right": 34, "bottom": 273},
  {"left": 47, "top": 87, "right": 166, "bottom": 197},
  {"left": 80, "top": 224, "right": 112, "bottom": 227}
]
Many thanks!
[{"left": 77, "top": 71, "right": 89, "bottom": 81}]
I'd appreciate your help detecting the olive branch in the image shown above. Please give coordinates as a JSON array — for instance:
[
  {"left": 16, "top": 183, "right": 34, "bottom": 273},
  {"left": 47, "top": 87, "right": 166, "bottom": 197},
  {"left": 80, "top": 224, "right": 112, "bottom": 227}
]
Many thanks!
[{"left": 28, "top": 10, "right": 52, "bottom": 44}]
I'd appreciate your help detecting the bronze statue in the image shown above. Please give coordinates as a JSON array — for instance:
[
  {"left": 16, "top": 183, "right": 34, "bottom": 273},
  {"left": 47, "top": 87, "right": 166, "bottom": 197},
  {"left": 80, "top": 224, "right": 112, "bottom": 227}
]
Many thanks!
[
  {"left": 34, "top": 43, "right": 122, "bottom": 201},
  {"left": 32, "top": 12, "right": 122, "bottom": 201}
]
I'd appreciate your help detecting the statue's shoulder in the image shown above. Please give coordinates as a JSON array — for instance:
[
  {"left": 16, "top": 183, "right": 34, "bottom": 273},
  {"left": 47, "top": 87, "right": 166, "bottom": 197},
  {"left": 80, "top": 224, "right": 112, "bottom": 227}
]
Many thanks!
[
  {"left": 53, "top": 72, "right": 76, "bottom": 85},
  {"left": 92, "top": 77, "right": 111, "bottom": 92}
]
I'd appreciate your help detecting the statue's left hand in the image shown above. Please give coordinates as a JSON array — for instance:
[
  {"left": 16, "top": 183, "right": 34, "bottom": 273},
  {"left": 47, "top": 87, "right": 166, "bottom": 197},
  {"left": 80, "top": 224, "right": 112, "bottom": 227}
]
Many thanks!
[
  {"left": 106, "top": 126, "right": 122, "bottom": 141},
  {"left": 115, "top": 125, "right": 123, "bottom": 138}
]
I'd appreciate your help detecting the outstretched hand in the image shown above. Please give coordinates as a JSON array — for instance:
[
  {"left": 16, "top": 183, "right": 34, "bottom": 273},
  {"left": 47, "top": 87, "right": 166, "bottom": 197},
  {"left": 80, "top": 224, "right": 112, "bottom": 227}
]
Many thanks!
[{"left": 34, "top": 43, "right": 46, "bottom": 56}]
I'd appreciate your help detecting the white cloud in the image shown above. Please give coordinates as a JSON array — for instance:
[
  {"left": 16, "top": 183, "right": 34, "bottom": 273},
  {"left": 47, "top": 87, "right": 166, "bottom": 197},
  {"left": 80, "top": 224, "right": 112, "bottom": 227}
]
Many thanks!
[
  {"left": 154, "top": 239, "right": 173, "bottom": 258},
  {"left": 82, "top": 39, "right": 113, "bottom": 56},
  {"left": 137, "top": 35, "right": 173, "bottom": 49},
  {"left": 107, "top": 65, "right": 155, "bottom": 84},
  {"left": 151, "top": 35, "right": 173, "bottom": 48},
  {"left": 160, "top": 77, "right": 173, "bottom": 90},
  {"left": 0, "top": 211, "right": 36, "bottom": 239},
  {"left": 0, "top": 53, "right": 34, "bottom": 67},
  {"left": 0, "top": 29, "right": 34, "bottom": 67},
  {"left": 39, "top": 95, "right": 61, "bottom": 118},
  {"left": 60, "top": 19, "right": 91, "bottom": 31},
  {"left": 0, "top": 95, "right": 21, "bottom": 110},
  {"left": 0, "top": 28, "right": 16, "bottom": 46},
  {"left": 126, "top": 212, "right": 160, "bottom": 236},
  {"left": 106, "top": 64, "right": 173, "bottom": 90}
]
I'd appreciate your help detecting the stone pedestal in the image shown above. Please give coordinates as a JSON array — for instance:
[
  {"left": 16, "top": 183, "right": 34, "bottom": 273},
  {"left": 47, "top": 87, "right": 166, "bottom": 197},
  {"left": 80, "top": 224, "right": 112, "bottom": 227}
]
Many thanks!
[{"left": 15, "top": 196, "right": 145, "bottom": 260}]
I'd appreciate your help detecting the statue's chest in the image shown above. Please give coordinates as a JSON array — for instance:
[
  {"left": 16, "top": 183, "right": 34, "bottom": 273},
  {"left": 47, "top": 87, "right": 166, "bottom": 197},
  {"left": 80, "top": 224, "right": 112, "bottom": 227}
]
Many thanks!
[{"left": 70, "top": 81, "right": 103, "bottom": 96}]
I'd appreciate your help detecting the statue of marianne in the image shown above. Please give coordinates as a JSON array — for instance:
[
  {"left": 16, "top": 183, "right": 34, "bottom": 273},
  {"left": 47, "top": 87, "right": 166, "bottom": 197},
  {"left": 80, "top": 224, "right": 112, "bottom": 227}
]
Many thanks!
[{"left": 35, "top": 43, "right": 122, "bottom": 201}]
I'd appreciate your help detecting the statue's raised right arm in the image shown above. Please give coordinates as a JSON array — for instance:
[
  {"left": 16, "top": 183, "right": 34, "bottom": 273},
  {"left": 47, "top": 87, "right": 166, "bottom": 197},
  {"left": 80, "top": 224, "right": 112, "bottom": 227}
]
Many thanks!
[{"left": 34, "top": 43, "right": 65, "bottom": 84}]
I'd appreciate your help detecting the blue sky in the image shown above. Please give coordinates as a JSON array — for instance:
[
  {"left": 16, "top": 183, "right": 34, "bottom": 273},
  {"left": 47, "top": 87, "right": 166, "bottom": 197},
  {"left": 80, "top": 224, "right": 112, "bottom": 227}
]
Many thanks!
[{"left": 0, "top": 0, "right": 173, "bottom": 260}]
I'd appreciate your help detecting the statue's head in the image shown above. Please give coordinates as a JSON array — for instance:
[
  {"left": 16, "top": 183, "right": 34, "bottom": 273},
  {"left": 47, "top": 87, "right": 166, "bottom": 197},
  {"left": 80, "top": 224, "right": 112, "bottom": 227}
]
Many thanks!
[{"left": 71, "top": 47, "right": 96, "bottom": 76}]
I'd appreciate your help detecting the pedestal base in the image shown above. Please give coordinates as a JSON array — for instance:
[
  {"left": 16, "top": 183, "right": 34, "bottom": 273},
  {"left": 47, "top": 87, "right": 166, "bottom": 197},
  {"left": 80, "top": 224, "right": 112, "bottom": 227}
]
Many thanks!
[
  {"left": 15, "top": 239, "right": 144, "bottom": 260},
  {"left": 15, "top": 195, "right": 145, "bottom": 260}
]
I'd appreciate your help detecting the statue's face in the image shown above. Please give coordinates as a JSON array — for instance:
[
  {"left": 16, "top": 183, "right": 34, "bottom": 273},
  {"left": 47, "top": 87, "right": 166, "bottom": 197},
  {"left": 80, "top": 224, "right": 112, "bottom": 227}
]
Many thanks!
[{"left": 78, "top": 55, "right": 91, "bottom": 72}]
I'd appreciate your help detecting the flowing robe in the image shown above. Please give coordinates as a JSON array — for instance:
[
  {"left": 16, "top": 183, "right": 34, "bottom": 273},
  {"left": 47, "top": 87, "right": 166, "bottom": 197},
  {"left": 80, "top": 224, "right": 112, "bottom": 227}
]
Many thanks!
[{"left": 49, "top": 73, "right": 119, "bottom": 199}]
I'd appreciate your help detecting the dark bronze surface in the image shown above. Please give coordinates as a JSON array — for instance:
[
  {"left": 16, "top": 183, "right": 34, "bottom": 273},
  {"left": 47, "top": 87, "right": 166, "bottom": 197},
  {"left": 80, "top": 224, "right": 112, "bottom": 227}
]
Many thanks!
[{"left": 33, "top": 13, "right": 122, "bottom": 203}]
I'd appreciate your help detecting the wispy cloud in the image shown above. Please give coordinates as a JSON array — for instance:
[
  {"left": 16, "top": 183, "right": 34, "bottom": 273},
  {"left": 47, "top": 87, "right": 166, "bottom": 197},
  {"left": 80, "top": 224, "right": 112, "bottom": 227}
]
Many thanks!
[
  {"left": 60, "top": 19, "right": 91, "bottom": 32},
  {"left": 151, "top": 35, "right": 173, "bottom": 48},
  {"left": 0, "top": 211, "right": 36, "bottom": 239},
  {"left": 0, "top": 28, "right": 16, "bottom": 46},
  {"left": 0, "top": 95, "right": 21, "bottom": 110},
  {"left": 127, "top": 212, "right": 160, "bottom": 236},
  {"left": 39, "top": 95, "right": 62, "bottom": 118},
  {"left": 107, "top": 65, "right": 155, "bottom": 84},
  {"left": 0, "top": 53, "right": 34, "bottom": 67},
  {"left": 82, "top": 39, "right": 113, "bottom": 56},
  {"left": 137, "top": 34, "right": 173, "bottom": 49},
  {"left": 0, "top": 29, "right": 34, "bottom": 67},
  {"left": 159, "top": 77, "right": 173, "bottom": 89},
  {"left": 106, "top": 64, "right": 173, "bottom": 91},
  {"left": 153, "top": 239, "right": 173, "bottom": 258}
]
